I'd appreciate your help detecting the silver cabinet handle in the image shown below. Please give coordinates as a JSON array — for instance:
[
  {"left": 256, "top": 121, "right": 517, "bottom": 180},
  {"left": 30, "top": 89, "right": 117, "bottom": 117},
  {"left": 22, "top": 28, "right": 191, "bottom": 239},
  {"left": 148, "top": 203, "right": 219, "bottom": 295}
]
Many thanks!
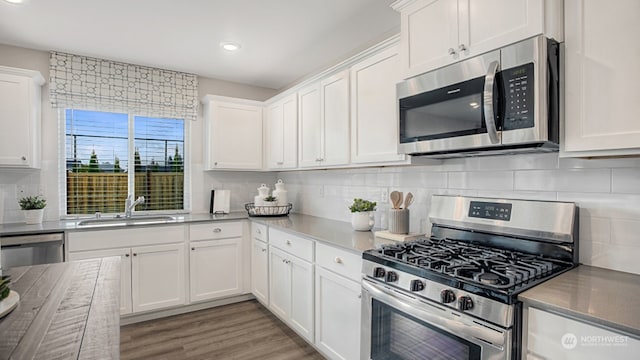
[
  {"left": 358, "top": 294, "right": 362, "bottom": 299},
  {"left": 213, "top": 228, "right": 222, "bottom": 233},
  {"left": 334, "top": 257, "right": 343, "bottom": 264},
  {"left": 21, "top": 156, "right": 26, "bottom": 161},
  {"left": 125, "top": 253, "right": 130, "bottom": 257},
  {"left": 191, "top": 247, "right": 195, "bottom": 251},
  {"left": 214, "top": 161, "right": 218, "bottom": 166},
  {"left": 133, "top": 253, "right": 137, "bottom": 256},
  {"left": 261, "top": 248, "right": 266, "bottom": 253},
  {"left": 276, "top": 161, "right": 284, "bottom": 165},
  {"left": 286, "top": 260, "right": 291, "bottom": 264},
  {"left": 315, "top": 158, "right": 322, "bottom": 162},
  {"left": 286, "top": 240, "right": 291, "bottom": 245},
  {"left": 483, "top": 60, "right": 501, "bottom": 144},
  {"left": 448, "top": 48, "right": 456, "bottom": 55},
  {"left": 458, "top": 44, "right": 467, "bottom": 52}
]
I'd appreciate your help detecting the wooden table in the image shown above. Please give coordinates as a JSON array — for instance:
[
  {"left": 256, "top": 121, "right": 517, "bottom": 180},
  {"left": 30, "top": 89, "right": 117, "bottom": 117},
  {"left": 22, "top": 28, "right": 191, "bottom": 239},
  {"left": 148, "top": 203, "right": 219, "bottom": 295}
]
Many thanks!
[{"left": 0, "top": 257, "right": 120, "bottom": 360}]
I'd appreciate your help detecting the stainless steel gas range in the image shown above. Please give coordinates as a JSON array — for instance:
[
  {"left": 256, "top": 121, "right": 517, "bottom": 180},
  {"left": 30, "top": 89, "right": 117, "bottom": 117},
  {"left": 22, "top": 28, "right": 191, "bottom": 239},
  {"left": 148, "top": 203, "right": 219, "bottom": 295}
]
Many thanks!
[{"left": 361, "top": 195, "right": 578, "bottom": 360}]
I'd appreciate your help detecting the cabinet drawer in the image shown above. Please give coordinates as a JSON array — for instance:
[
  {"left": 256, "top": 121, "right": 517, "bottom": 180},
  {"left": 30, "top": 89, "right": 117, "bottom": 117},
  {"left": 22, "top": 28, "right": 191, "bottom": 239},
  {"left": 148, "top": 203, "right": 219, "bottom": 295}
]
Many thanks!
[
  {"left": 269, "top": 228, "right": 313, "bottom": 262},
  {"left": 190, "top": 221, "right": 242, "bottom": 241},
  {"left": 251, "top": 222, "right": 267, "bottom": 242},
  {"left": 67, "top": 225, "right": 185, "bottom": 252},
  {"left": 316, "top": 242, "right": 362, "bottom": 282}
]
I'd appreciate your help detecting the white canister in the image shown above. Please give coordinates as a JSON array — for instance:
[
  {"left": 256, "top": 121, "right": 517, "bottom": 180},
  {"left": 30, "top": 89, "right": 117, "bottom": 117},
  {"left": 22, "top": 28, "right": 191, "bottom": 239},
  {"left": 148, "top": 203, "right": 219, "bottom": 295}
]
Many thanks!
[
  {"left": 257, "top": 183, "right": 270, "bottom": 198},
  {"left": 254, "top": 195, "right": 265, "bottom": 207},
  {"left": 272, "top": 179, "right": 288, "bottom": 206}
]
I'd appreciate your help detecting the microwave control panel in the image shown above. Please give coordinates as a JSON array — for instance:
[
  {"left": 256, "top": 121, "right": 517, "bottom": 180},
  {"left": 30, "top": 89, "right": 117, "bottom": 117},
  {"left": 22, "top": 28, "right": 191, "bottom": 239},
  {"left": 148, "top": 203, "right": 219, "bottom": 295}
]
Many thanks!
[{"left": 502, "top": 63, "right": 534, "bottom": 130}]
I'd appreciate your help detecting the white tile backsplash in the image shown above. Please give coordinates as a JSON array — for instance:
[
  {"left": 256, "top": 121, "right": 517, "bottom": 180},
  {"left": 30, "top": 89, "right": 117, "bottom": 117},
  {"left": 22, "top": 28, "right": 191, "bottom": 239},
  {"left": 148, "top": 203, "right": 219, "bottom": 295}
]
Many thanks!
[{"left": 279, "top": 153, "right": 640, "bottom": 275}]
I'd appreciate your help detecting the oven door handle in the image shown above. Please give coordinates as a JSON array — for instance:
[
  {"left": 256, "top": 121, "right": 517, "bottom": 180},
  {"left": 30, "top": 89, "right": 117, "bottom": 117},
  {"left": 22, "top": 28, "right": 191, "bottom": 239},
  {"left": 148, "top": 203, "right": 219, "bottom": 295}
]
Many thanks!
[
  {"left": 362, "top": 279, "right": 507, "bottom": 348},
  {"left": 483, "top": 60, "right": 500, "bottom": 144}
]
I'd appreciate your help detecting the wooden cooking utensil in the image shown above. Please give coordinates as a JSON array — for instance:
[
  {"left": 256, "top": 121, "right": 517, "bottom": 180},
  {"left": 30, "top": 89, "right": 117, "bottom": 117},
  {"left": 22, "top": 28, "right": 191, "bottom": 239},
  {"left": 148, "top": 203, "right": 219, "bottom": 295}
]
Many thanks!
[
  {"left": 390, "top": 191, "right": 402, "bottom": 209},
  {"left": 404, "top": 192, "right": 414, "bottom": 209}
]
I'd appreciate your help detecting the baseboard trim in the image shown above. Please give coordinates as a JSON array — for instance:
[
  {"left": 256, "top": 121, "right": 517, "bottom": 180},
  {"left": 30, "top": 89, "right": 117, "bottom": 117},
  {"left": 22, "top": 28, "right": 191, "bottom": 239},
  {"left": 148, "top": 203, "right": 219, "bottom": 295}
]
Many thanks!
[{"left": 120, "top": 293, "right": 255, "bottom": 326}]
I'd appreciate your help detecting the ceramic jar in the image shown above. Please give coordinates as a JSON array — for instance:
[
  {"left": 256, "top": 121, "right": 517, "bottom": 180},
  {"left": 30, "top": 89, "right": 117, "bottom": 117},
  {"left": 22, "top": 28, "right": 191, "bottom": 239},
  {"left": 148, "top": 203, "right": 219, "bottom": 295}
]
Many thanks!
[
  {"left": 272, "top": 179, "right": 288, "bottom": 206},
  {"left": 255, "top": 183, "right": 270, "bottom": 206}
]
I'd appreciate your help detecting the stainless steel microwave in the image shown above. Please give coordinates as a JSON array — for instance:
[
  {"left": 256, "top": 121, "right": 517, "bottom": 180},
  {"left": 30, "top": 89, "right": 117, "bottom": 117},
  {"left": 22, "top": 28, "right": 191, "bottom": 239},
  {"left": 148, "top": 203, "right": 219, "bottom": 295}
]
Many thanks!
[{"left": 397, "top": 35, "right": 561, "bottom": 158}]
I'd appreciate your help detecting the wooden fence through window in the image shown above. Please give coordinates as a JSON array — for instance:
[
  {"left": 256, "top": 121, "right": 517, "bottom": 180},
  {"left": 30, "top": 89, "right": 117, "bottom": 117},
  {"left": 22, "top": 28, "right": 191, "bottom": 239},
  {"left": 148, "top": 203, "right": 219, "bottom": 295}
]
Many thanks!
[{"left": 67, "top": 172, "right": 184, "bottom": 214}]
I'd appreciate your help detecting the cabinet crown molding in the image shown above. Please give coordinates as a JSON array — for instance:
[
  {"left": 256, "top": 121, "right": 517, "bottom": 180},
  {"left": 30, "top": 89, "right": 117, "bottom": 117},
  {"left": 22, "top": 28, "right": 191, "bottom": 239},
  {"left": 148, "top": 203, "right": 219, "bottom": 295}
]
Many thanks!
[
  {"left": 200, "top": 94, "right": 264, "bottom": 107},
  {"left": 391, "top": 0, "right": 418, "bottom": 11}
]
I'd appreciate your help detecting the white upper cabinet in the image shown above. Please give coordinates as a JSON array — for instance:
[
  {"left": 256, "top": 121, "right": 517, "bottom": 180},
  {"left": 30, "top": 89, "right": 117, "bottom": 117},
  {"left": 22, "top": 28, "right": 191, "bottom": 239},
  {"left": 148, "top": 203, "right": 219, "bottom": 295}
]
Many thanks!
[
  {"left": 562, "top": 0, "right": 640, "bottom": 157},
  {"left": 350, "top": 45, "right": 409, "bottom": 165},
  {"left": 393, "top": 0, "right": 555, "bottom": 79},
  {"left": 0, "top": 66, "right": 44, "bottom": 169},
  {"left": 298, "top": 70, "right": 350, "bottom": 168},
  {"left": 202, "top": 95, "right": 263, "bottom": 170},
  {"left": 266, "top": 94, "right": 298, "bottom": 169}
]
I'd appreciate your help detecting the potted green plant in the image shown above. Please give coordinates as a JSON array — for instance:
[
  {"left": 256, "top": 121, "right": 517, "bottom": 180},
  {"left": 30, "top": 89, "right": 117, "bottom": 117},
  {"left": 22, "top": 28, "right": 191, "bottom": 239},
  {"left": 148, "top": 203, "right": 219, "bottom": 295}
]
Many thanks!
[
  {"left": 349, "top": 198, "right": 377, "bottom": 231},
  {"left": 18, "top": 195, "right": 46, "bottom": 224},
  {"left": 263, "top": 195, "right": 278, "bottom": 207}
]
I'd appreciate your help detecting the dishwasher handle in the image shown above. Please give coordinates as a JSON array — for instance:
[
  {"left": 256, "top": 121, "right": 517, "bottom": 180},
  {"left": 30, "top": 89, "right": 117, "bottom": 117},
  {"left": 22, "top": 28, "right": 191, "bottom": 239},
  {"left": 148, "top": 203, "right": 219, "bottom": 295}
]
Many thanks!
[{"left": 0, "top": 233, "right": 64, "bottom": 247}]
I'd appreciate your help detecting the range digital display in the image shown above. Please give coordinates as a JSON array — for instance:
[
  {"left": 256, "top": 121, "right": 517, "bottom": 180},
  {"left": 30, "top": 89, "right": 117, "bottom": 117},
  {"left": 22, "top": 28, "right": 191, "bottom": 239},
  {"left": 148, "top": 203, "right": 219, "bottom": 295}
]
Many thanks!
[{"left": 468, "top": 201, "right": 512, "bottom": 221}]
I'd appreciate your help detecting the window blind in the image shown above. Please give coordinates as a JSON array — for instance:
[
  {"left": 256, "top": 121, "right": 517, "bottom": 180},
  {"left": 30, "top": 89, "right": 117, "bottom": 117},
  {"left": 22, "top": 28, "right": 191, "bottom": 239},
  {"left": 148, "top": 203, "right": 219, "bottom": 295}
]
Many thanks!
[{"left": 50, "top": 52, "right": 198, "bottom": 121}]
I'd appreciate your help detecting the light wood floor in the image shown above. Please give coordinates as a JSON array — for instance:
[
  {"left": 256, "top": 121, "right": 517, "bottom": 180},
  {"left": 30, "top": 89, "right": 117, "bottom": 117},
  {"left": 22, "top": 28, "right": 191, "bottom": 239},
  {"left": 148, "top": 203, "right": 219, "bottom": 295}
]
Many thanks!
[{"left": 120, "top": 300, "right": 326, "bottom": 360}]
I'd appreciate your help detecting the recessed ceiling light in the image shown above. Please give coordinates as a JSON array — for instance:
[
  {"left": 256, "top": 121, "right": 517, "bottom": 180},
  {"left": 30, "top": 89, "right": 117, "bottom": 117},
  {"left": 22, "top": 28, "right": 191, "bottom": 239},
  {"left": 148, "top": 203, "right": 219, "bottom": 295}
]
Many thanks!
[
  {"left": 220, "top": 42, "right": 241, "bottom": 52},
  {"left": 4, "top": 0, "right": 26, "bottom": 4}
]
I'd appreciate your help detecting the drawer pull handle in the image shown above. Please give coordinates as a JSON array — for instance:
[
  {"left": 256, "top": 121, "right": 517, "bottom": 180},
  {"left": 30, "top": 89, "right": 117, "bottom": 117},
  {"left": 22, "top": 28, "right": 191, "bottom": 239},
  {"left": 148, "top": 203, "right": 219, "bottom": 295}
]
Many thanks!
[
  {"left": 286, "top": 240, "right": 291, "bottom": 245},
  {"left": 21, "top": 156, "right": 27, "bottom": 161},
  {"left": 191, "top": 247, "right": 195, "bottom": 251},
  {"left": 334, "top": 257, "right": 343, "bottom": 264},
  {"left": 125, "top": 253, "right": 130, "bottom": 257},
  {"left": 286, "top": 260, "right": 291, "bottom": 264},
  {"left": 213, "top": 228, "right": 222, "bottom": 233},
  {"left": 358, "top": 294, "right": 362, "bottom": 299},
  {"left": 261, "top": 248, "right": 266, "bottom": 253},
  {"left": 133, "top": 253, "right": 137, "bottom": 256}
]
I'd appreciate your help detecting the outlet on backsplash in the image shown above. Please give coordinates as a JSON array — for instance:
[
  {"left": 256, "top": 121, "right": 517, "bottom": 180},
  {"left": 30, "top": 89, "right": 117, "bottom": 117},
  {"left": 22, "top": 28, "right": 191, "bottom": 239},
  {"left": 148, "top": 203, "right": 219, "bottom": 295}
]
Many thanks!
[
  {"left": 318, "top": 185, "right": 324, "bottom": 198},
  {"left": 380, "top": 188, "right": 388, "bottom": 203}
]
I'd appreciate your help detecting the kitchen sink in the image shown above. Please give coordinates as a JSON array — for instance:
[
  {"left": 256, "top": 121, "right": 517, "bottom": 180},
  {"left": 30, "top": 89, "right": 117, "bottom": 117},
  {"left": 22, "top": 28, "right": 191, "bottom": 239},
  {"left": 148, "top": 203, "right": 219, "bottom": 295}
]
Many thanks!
[{"left": 77, "top": 215, "right": 176, "bottom": 227}]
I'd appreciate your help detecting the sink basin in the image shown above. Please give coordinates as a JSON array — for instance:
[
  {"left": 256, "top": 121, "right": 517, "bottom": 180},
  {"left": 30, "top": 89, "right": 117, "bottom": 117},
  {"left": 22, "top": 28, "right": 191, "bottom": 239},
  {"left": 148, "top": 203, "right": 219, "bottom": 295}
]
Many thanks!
[{"left": 77, "top": 215, "right": 176, "bottom": 227}]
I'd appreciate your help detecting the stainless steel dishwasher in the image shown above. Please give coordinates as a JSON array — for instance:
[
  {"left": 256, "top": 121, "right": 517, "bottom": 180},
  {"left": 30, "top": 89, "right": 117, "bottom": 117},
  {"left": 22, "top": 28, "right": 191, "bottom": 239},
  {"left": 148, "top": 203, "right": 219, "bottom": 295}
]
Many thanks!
[{"left": 0, "top": 233, "right": 64, "bottom": 268}]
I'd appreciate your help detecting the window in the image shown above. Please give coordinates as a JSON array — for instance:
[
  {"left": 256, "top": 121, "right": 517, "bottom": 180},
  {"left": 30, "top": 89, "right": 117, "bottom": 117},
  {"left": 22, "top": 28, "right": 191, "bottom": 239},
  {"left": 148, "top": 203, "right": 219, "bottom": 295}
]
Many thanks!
[{"left": 65, "top": 109, "right": 186, "bottom": 215}]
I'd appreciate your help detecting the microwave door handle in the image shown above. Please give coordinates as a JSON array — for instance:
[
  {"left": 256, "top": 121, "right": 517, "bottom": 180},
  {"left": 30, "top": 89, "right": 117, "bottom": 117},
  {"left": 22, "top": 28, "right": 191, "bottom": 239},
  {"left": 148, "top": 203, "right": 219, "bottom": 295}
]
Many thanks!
[{"left": 483, "top": 60, "right": 500, "bottom": 144}]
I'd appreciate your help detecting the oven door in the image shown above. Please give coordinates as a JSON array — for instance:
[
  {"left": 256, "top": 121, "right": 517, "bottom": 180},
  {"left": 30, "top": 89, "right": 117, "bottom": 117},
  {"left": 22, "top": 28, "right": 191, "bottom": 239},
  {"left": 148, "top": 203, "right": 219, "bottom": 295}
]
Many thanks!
[
  {"left": 361, "top": 279, "right": 511, "bottom": 360},
  {"left": 397, "top": 49, "right": 502, "bottom": 155}
]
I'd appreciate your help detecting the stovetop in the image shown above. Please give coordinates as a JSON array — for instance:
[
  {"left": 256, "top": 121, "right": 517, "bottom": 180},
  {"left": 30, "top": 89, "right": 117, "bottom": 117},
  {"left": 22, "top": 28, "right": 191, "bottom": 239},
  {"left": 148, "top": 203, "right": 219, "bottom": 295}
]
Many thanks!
[{"left": 363, "top": 236, "right": 575, "bottom": 302}]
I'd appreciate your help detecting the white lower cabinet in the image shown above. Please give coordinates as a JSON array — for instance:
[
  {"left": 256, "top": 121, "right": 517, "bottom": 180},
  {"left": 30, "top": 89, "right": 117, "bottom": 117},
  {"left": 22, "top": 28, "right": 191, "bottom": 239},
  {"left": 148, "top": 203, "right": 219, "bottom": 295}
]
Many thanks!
[
  {"left": 67, "top": 225, "right": 187, "bottom": 316},
  {"left": 251, "top": 238, "right": 269, "bottom": 305},
  {"left": 132, "top": 243, "right": 186, "bottom": 313},
  {"left": 526, "top": 307, "right": 639, "bottom": 359},
  {"left": 315, "top": 267, "right": 362, "bottom": 360},
  {"left": 189, "top": 238, "right": 243, "bottom": 302},
  {"left": 68, "top": 247, "right": 133, "bottom": 315},
  {"left": 268, "top": 245, "right": 314, "bottom": 343}
]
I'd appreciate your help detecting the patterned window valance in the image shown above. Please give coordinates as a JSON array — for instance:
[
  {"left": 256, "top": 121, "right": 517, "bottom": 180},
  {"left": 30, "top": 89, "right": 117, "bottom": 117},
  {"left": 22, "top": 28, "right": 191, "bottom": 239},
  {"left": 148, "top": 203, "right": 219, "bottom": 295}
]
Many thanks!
[{"left": 49, "top": 52, "right": 198, "bottom": 121}]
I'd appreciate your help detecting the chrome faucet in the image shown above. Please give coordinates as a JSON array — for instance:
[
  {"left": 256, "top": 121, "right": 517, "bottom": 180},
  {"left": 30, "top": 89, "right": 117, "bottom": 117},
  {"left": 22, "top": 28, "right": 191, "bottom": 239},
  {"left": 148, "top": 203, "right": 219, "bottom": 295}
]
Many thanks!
[{"left": 125, "top": 195, "right": 145, "bottom": 218}]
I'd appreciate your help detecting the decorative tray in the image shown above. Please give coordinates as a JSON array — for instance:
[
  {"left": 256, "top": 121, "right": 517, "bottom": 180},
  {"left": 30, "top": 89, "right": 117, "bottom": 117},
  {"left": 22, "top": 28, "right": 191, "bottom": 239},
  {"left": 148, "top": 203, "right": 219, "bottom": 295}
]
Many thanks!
[{"left": 245, "top": 203, "right": 292, "bottom": 217}]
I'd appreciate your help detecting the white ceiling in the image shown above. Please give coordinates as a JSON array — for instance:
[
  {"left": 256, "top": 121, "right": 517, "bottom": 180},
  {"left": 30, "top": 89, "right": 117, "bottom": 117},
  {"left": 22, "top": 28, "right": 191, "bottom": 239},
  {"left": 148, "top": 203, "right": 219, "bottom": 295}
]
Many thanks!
[{"left": 0, "top": 0, "right": 400, "bottom": 90}]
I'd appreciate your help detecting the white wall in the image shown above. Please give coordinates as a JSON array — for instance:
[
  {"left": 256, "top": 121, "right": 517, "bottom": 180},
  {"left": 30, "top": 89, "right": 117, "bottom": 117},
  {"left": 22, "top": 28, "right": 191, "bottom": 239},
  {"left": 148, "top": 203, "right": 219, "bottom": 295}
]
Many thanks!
[
  {"left": 278, "top": 153, "right": 640, "bottom": 275},
  {"left": 0, "top": 43, "right": 278, "bottom": 222}
]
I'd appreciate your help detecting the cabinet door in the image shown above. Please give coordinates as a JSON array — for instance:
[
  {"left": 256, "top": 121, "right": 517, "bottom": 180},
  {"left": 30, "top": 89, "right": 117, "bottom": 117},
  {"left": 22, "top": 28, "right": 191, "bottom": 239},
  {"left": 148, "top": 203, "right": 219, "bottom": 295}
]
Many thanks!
[
  {"left": 460, "top": 0, "right": 543, "bottom": 60},
  {"left": 267, "top": 94, "right": 298, "bottom": 169},
  {"left": 131, "top": 243, "right": 186, "bottom": 313},
  {"left": 350, "top": 46, "right": 407, "bottom": 164},
  {"left": 68, "top": 248, "right": 133, "bottom": 315},
  {"left": 563, "top": 0, "right": 640, "bottom": 155},
  {"left": 289, "top": 255, "right": 314, "bottom": 343},
  {"left": 315, "top": 267, "right": 362, "bottom": 360},
  {"left": 268, "top": 246, "right": 291, "bottom": 320},
  {"left": 298, "top": 83, "right": 322, "bottom": 168},
  {"left": 399, "top": 0, "right": 459, "bottom": 78},
  {"left": 207, "top": 99, "right": 263, "bottom": 169},
  {"left": 0, "top": 73, "right": 35, "bottom": 167},
  {"left": 251, "top": 238, "right": 269, "bottom": 305},
  {"left": 189, "top": 238, "right": 242, "bottom": 303},
  {"left": 320, "top": 70, "right": 350, "bottom": 167}
]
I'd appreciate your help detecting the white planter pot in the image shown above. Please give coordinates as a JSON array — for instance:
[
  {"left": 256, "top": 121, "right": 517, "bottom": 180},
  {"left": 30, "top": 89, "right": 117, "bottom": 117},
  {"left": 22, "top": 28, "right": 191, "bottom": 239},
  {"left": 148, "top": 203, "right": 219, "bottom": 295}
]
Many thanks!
[
  {"left": 263, "top": 201, "right": 277, "bottom": 207},
  {"left": 351, "top": 211, "right": 374, "bottom": 231},
  {"left": 23, "top": 209, "right": 44, "bottom": 224}
]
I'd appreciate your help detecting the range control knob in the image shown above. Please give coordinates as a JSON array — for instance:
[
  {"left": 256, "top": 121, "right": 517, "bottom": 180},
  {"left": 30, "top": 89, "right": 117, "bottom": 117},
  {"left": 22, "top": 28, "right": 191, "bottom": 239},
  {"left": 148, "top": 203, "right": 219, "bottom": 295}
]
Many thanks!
[
  {"left": 373, "top": 267, "right": 386, "bottom": 278},
  {"left": 440, "top": 289, "right": 456, "bottom": 304},
  {"left": 458, "top": 296, "right": 474, "bottom": 311},
  {"left": 410, "top": 279, "right": 425, "bottom": 292},
  {"left": 385, "top": 271, "right": 398, "bottom": 283}
]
